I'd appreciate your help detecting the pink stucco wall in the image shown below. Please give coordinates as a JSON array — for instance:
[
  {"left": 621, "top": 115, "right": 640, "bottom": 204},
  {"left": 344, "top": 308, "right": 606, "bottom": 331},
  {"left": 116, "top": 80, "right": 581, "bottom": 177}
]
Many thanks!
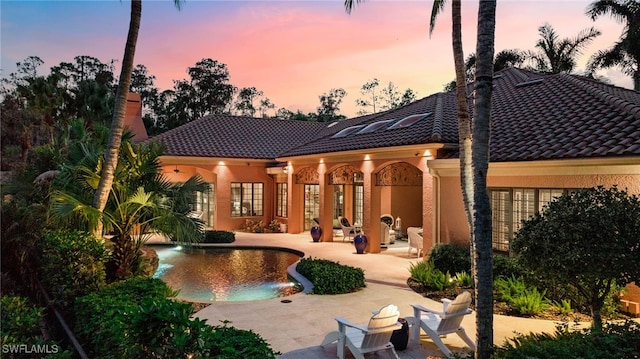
[
  {"left": 437, "top": 171, "right": 640, "bottom": 245},
  {"left": 162, "top": 163, "right": 275, "bottom": 231}
]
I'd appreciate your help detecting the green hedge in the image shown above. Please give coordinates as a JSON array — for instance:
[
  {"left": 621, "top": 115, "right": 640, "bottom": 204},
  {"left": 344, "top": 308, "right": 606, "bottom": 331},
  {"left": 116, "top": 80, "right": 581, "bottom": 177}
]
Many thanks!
[
  {"left": 493, "top": 320, "right": 640, "bottom": 358},
  {"left": 74, "top": 277, "right": 277, "bottom": 359},
  {"left": 296, "top": 257, "right": 365, "bottom": 294},
  {"left": 427, "top": 243, "right": 471, "bottom": 275},
  {"left": 203, "top": 230, "right": 236, "bottom": 243},
  {"left": 40, "top": 230, "right": 108, "bottom": 308},
  {"left": 0, "top": 295, "right": 73, "bottom": 358}
]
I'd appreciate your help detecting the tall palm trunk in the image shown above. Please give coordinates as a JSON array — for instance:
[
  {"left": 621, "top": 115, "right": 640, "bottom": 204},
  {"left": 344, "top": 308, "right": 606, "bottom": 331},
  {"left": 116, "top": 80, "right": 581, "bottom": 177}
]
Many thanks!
[
  {"left": 451, "top": 0, "right": 476, "bottom": 281},
  {"left": 92, "top": 0, "right": 141, "bottom": 237},
  {"left": 472, "top": 0, "right": 496, "bottom": 357}
]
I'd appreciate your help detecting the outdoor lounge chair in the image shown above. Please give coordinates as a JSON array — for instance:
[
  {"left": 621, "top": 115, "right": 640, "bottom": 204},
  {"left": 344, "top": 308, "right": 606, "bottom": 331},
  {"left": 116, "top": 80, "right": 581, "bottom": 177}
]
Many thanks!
[
  {"left": 407, "top": 227, "right": 424, "bottom": 257},
  {"left": 380, "top": 214, "right": 396, "bottom": 243},
  {"left": 380, "top": 221, "right": 391, "bottom": 247},
  {"left": 410, "top": 291, "right": 476, "bottom": 357},
  {"left": 323, "top": 304, "right": 401, "bottom": 359},
  {"left": 338, "top": 216, "right": 356, "bottom": 242}
]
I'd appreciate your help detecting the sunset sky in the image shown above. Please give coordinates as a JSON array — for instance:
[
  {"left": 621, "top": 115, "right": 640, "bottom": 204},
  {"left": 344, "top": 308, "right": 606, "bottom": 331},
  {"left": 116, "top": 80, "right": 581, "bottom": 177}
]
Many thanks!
[{"left": 1, "top": 0, "right": 632, "bottom": 117}]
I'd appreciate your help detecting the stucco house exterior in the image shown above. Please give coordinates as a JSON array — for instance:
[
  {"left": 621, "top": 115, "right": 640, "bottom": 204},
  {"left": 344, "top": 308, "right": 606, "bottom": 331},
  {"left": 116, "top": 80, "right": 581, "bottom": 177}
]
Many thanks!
[{"left": 132, "top": 67, "right": 639, "bottom": 256}]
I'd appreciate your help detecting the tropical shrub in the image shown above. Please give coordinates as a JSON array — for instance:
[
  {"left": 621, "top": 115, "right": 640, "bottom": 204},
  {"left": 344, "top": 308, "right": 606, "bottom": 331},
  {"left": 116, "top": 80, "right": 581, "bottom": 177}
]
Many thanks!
[
  {"left": 453, "top": 271, "right": 473, "bottom": 287},
  {"left": 551, "top": 299, "right": 573, "bottom": 316},
  {"left": 129, "top": 299, "right": 278, "bottom": 358},
  {"left": 75, "top": 277, "right": 277, "bottom": 358},
  {"left": 296, "top": 257, "right": 365, "bottom": 294},
  {"left": 493, "top": 320, "right": 640, "bottom": 358},
  {"left": 509, "top": 287, "right": 548, "bottom": 316},
  {"left": 203, "top": 230, "right": 235, "bottom": 243},
  {"left": 511, "top": 186, "right": 640, "bottom": 328},
  {"left": 0, "top": 295, "right": 73, "bottom": 358},
  {"left": 409, "top": 260, "right": 453, "bottom": 291},
  {"left": 0, "top": 296, "right": 43, "bottom": 339},
  {"left": 494, "top": 275, "right": 527, "bottom": 303},
  {"left": 427, "top": 243, "right": 471, "bottom": 275},
  {"left": 74, "top": 278, "right": 176, "bottom": 358},
  {"left": 492, "top": 254, "right": 527, "bottom": 280},
  {"left": 495, "top": 276, "right": 548, "bottom": 316},
  {"left": 49, "top": 138, "right": 208, "bottom": 280},
  {"left": 40, "top": 230, "right": 108, "bottom": 308}
]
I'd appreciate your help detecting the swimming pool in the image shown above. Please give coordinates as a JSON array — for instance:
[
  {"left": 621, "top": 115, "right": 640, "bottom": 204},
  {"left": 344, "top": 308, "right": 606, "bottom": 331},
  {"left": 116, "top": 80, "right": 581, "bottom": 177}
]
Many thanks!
[{"left": 151, "top": 245, "right": 304, "bottom": 302}]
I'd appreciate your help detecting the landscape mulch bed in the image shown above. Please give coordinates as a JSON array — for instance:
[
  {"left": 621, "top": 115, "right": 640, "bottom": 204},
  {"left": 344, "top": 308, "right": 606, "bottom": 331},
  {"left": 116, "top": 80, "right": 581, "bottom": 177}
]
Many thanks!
[{"left": 407, "top": 278, "right": 594, "bottom": 322}]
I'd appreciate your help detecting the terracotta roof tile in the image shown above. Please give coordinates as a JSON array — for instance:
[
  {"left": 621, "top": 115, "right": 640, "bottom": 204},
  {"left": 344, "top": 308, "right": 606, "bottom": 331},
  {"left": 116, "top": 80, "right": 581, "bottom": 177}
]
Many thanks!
[
  {"left": 152, "top": 68, "right": 640, "bottom": 162},
  {"left": 150, "top": 115, "right": 326, "bottom": 159}
]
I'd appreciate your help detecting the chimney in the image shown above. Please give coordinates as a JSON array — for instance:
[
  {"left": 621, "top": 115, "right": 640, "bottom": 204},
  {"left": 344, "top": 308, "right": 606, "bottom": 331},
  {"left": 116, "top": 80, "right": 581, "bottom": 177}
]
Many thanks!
[{"left": 124, "top": 93, "right": 148, "bottom": 142}]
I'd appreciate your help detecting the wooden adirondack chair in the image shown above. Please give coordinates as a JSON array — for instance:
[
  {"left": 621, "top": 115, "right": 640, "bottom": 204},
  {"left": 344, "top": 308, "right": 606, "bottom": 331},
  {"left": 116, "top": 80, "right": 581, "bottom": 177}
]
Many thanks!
[
  {"left": 333, "top": 304, "right": 401, "bottom": 359},
  {"left": 410, "top": 291, "right": 476, "bottom": 357}
]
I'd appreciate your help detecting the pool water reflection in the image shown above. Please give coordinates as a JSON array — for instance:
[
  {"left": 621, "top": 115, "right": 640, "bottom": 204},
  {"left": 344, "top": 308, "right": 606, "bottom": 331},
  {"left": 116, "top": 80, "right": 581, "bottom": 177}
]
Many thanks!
[{"left": 151, "top": 245, "right": 303, "bottom": 302}]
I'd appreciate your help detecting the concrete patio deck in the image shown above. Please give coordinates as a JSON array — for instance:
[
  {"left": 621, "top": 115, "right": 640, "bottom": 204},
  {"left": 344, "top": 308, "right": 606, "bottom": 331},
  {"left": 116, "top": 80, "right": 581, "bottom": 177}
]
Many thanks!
[{"left": 151, "top": 231, "right": 570, "bottom": 358}]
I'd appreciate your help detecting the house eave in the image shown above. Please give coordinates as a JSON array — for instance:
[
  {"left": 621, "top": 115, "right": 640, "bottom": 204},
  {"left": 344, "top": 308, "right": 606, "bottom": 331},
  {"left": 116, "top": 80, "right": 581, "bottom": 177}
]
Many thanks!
[
  {"left": 428, "top": 156, "right": 640, "bottom": 177},
  {"left": 160, "top": 155, "right": 277, "bottom": 167},
  {"left": 277, "top": 143, "right": 450, "bottom": 164}
]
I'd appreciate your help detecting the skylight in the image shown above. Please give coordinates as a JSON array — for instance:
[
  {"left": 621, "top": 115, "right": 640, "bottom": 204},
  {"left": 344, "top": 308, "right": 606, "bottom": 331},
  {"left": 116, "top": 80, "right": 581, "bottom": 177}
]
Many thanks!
[
  {"left": 332, "top": 125, "right": 366, "bottom": 138},
  {"left": 387, "top": 113, "right": 431, "bottom": 130},
  {"left": 356, "top": 120, "right": 395, "bottom": 134}
]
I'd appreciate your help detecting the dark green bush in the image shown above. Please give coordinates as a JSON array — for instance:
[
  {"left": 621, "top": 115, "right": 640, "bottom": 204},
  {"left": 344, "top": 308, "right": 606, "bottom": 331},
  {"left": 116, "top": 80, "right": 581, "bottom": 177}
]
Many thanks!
[
  {"left": 74, "top": 278, "right": 175, "bottom": 358},
  {"left": 203, "top": 230, "right": 235, "bottom": 243},
  {"left": 75, "top": 277, "right": 278, "bottom": 358},
  {"left": 492, "top": 254, "right": 527, "bottom": 280},
  {"left": 296, "top": 257, "right": 365, "bottom": 294},
  {"left": 0, "top": 295, "right": 73, "bottom": 359},
  {"left": 40, "top": 230, "right": 108, "bottom": 308},
  {"left": 511, "top": 186, "right": 640, "bottom": 328},
  {"left": 129, "top": 299, "right": 278, "bottom": 358},
  {"left": 492, "top": 320, "right": 640, "bottom": 358},
  {"left": 427, "top": 243, "right": 471, "bottom": 275},
  {"left": 1, "top": 295, "right": 43, "bottom": 339}
]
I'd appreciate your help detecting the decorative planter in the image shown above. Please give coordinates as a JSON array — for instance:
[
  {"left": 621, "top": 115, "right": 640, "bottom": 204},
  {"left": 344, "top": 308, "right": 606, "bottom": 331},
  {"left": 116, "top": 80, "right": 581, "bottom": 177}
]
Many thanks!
[
  {"left": 311, "top": 226, "right": 322, "bottom": 242},
  {"left": 353, "top": 233, "right": 367, "bottom": 254}
]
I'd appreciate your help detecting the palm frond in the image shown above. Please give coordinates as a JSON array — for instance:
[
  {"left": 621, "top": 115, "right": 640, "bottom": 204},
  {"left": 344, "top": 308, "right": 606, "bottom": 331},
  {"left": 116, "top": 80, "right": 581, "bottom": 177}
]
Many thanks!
[{"left": 430, "top": 0, "right": 447, "bottom": 36}]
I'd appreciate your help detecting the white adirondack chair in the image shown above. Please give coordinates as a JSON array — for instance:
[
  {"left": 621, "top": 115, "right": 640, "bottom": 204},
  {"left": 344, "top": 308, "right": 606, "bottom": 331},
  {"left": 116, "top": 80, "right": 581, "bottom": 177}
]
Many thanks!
[
  {"left": 410, "top": 291, "right": 476, "bottom": 357},
  {"left": 332, "top": 304, "right": 402, "bottom": 359}
]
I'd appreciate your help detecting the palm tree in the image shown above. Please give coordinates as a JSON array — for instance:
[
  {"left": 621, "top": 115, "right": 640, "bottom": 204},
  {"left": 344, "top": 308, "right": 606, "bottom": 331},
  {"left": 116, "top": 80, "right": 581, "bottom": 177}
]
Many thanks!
[
  {"left": 527, "top": 23, "right": 601, "bottom": 73},
  {"left": 443, "top": 49, "right": 525, "bottom": 91},
  {"left": 346, "top": 0, "right": 496, "bottom": 357},
  {"left": 586, "top": 0, "right": 640, "bottom": 91},
  {"left": 472, "top": 1, "right": 497, "bottom": 357},
  {"left": 428, "top": 0, "right": 475, "bottom": 236},
  {"left": 51, "top": 137, "right": 207, "bottom": 279},
  {"left": 92, "top": 0, "right": 182, "bottom": 237}
]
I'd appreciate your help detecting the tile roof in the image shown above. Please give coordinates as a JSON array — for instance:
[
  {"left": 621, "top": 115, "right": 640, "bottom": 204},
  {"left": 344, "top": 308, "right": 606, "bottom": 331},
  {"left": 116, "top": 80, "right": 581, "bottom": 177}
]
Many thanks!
[
  {"left": 150, "top": 114, "right": 326, "bottom": 159},
  {"left": 489, "top": 68, "right": 640, "bottom": 161},
  {"left": 151, "top": 68, "right": 640, "bottom": 162}
]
